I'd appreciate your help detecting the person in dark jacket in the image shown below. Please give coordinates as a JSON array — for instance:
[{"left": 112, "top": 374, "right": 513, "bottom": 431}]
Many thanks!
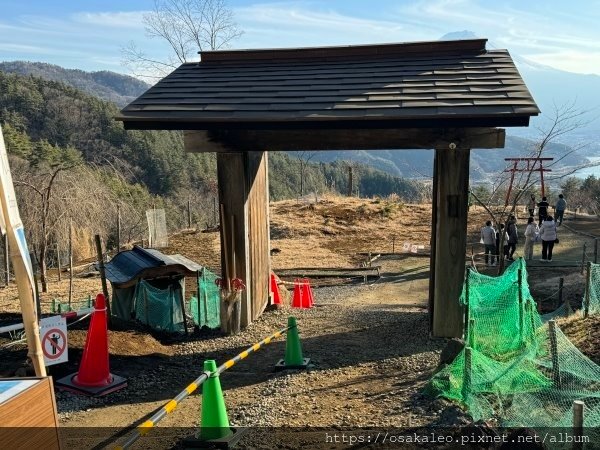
[
  {"left": 506, "top": 215, "right": 518, "bottom": 260},
  {"left": 537, "top": 196, "right": 549, "bottom": 225}
]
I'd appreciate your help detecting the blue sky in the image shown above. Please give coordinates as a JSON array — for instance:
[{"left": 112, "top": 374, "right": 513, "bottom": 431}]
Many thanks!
[{"left": 1, "top": 0, "right": 599, "bottom": 76}]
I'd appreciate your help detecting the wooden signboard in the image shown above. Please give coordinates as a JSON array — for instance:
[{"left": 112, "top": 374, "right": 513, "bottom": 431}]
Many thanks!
[{"left": 0, "top": 377, "right": 60, "bottom": 449}]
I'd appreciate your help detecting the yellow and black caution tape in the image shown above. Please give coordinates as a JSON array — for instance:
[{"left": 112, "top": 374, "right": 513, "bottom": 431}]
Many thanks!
[{"left": 115, "top": 325, "right": 290, "bottom": 449}]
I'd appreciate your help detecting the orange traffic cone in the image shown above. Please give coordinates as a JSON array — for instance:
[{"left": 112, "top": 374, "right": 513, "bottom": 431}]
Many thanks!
[
  {"left": 270, "top": 273, "right": 282, "bottom": 306},
  {"left": 300, "top": 279, "right": 312, "bottom": 309},
  {"left": 56, "top": 293, "right": 127, "bottom": 396},
  {"left": 291, "top": 279, "right": 303, "bottom": 308},
  {"left": 304, "top": 279, "right": 315, "bottom": 308}
]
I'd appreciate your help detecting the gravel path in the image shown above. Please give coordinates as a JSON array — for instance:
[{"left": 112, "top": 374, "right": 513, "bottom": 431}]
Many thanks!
[{"left": 56, "top": 256, "right": 469, "bottom": 448}]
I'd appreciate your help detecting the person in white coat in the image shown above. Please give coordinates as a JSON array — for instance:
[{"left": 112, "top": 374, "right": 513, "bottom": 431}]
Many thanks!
[
  {"left": 539, "top": 215, "right": 558, "bottom": 262},
  {"left": 523, "top": 216, "right": 539, "bottom": 261}
]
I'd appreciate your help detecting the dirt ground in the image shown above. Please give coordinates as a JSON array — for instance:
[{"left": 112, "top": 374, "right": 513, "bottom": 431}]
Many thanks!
[{"left": 0, "top": 196, "right": 598, "bottom": 449}]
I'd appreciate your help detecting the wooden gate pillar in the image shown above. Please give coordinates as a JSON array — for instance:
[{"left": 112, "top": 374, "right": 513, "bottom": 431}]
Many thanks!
[
  {"left": 217, "top": 151, "right": 270, "bottom": 332},
  {"left": 430, "top": 147, "right": 471, "bottom": 338}
]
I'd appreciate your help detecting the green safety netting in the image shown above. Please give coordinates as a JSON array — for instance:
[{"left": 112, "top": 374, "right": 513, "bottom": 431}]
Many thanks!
[
  {"left": 428, "top": 258, "right": 600, "bottom": 441},
  {"left": 585, "top": 262, "right": 600, "bottom": 316},
  {"left": 188, "top": 269, "right": 220, "bottom": 329},
  {"left": 134, "top": 280, "right": 185, "bottom": 333}
]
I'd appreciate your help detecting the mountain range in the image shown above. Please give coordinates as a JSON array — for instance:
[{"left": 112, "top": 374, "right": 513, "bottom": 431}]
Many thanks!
[{"left": 1, "top": 31, "right": 597, "bottom": 181}]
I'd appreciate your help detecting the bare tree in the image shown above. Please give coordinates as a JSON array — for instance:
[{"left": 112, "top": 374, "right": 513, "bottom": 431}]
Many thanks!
[
  {"left": 295, "top": 151, "right": 317, "bottom": 197},
  {"left": 122, "top": 0, "right": 243, "bottom": 80},
  {"left": 470, "top": 103, "right": 597, "bottom": 273}
]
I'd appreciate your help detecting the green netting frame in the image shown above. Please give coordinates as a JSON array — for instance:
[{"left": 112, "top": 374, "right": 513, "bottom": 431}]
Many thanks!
[
  {"left": 428, "top": 258, "right": 600, "bottom": 442},
  {"left": 134, "top": 280, "right": 185, "bottom": 333},
  {"left": 51, "top": 296, "right": 93, "bottom": 313},
  {"left": 188, "top": 269, "right": 220, "bottom": 329},
  {"left": 584, "top": 262, "right": 600, "bottom": 316}
]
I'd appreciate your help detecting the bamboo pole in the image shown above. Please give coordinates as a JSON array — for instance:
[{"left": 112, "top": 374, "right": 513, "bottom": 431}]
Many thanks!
[
  {"left": 549, "top": 320, "right": 561, "bottom": 388},
  {"left": 68, "top": 219, "right": 73, "bottom": 308},
  {"left": 584, "top": 262, "right": 591, "bottom": 318},
  {"left": 594, "top": 238, "right": 598, "bottom": 264},
  {"left": 94, "top": 234, "right": 111, "bottom": 324},
  {"left": 581, "top": 243, "right": 587, "bottom": 275}
]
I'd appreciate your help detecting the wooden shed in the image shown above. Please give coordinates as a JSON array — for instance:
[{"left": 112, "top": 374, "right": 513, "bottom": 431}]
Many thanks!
[{"left": 117, "top": 39, "right": 539, "bottom": 338}]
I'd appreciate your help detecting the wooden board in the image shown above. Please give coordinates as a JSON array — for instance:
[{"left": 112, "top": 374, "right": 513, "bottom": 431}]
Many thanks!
[
  {"left": 0, "top": 377, "right": 60, "bottom": 449},
  {"left": 246, "top": 151, "right": 270, "bottom": 321}
]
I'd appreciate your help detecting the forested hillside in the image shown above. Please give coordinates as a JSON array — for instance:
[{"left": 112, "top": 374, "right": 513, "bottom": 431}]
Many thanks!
[
  {"left": 0, "top": 69, "right": 424, "bottom": 287},
  {"left": 0, "top": 61, "right": 149, "bottom": 106}
]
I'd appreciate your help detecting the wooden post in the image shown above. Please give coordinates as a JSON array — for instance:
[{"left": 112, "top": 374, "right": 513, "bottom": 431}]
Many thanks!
[
  {"left": 431, "top": 147, "right": 471, "bottom": 337},
  {"left": 594, "top": 238, "right": 598, "bottom": 264},
  {"left": 187, "top": 197, "right": 192, "bottom": 229},
  {"left": 213, "top": 197, "right": 217, "bottom": 227},
  {"left": 584, "top": 261, "right": 591, "bottom": 318},
  {"left": 194, "top": 270, "right": 201, "bottom": 327},
  {"left": 348, "top": 166, "right": 353, "bottom": 197},
  {"left": 468, "top": 318, "right": 475, "bottom": 349},
  {"left": 557, "top": 277, "right": 564, "bottom": 311},
  {"left": 68, "top": 219, "right": 73, "bottom": 308},
  {"left": 581, "top": 243, "right": 587, "bottom": 275},
  {"left": 391, "top": 236, "right": 395, "bottom": 253},
  {"left": 56, "top": 243, "right": 61, "bottom": 282},
  {"left": 573, "top": 400, "right": 584, "bottom": 450},
  {"left": 549, "top": 320, "right": 561, "bottom": 388},
  {"left": 176, "top": 282, "right": 188, "bottom": 337},
  {"left": 461, "top": 347, "right": 472, "bottom": 403},
  {"left": 3, "top": 233, "right": 8, "bottom": 286},
  {"left": 94, "top": 234, "right": 111, "bottom": 324},
  {"left": 117, "top": 204, "right": 121, "bottom": 251}
]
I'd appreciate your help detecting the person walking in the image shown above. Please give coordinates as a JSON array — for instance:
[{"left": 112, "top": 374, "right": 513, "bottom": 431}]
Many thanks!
[
  {"left": 555, "top": 194, "right": 567, "bottom": 226},
  {"left": 506, "top": 215, "right": 518, "bottom": 260},
  {"left": 480, "top": 220, "right": 497, "bottom": 266},
  {"left": 496, "top": 223, "right": 507, "bottom": 261},
  {"left": 523, "top": 216, "right": 539, "bottom": 261},
  {"left": 528, "top": 194, "right": 536, "bottom": 217},
  {"left": 539, "top": 215, "right": 558, "bottom": 262},
  {"left": 537, "top": 196, "right": 549, "bottom": 225}
]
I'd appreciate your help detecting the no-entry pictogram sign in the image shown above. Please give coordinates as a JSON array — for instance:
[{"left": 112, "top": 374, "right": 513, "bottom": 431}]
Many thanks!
[{"left": 40, "top": 316, "right": 68, "bottom": 366}]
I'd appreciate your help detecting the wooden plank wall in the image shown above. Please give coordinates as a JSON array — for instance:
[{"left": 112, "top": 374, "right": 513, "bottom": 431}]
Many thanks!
[
  {"left": 0, "top": 377, "right": 60, "bottom": 448},
  {"left": 245, "top": 151, "right": 270, "bottom": 322},
  {"left": 432, "top": 148, "right": 470, "bottom": 338},
  {"left": 217, "top": 153, "right": 251, "bottom": 328}
]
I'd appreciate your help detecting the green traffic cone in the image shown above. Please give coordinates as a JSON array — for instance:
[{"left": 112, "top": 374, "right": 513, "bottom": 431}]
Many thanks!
[
  {"left": 276, "top": 317, "right": 310, "bottom": 370},
  {"left": 199, "top": 360, "right": 232, "bottom": 441}
]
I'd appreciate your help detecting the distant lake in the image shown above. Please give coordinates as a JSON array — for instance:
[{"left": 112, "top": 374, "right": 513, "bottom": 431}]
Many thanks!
[{"left": 573, "top": 157, "right": 600, "bottom": 179}]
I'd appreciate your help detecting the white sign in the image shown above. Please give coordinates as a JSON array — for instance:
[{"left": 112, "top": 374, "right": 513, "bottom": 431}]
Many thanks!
[
  {"left": 40, "top": 316, "right": 68, "bottom": 366},
  {"left": 410, "top": 244, "right": 419, "bottom": 254},
  {"left": 0, "top": 127, "right": 34, "bottom": 288},
  {"left": 402, "top": 242, "right": 411, "bottom": 251}
]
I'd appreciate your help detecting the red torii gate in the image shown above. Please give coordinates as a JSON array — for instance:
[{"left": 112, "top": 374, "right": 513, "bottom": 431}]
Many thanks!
[{"left": 504, "top": 157, "right": 553, "bottom": 206}]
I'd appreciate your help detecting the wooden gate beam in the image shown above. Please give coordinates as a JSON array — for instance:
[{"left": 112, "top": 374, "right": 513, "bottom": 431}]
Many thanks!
[{"left": 431, "top": 147, "right": 471, "bottom": 338}]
